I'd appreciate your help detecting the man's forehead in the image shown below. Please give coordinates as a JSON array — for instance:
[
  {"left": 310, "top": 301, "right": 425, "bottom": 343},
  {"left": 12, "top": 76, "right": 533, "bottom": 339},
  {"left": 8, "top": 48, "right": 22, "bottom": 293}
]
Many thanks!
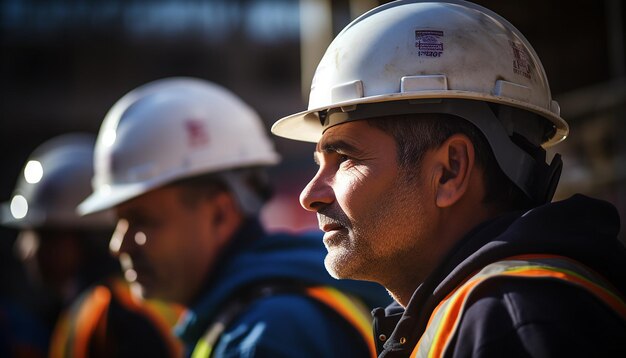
[
  {"left": 316, "top": 121, "right": 366, "bottom": 151},
  {"left": 115, "top": 186, "right": 177, "bottom": 215}
]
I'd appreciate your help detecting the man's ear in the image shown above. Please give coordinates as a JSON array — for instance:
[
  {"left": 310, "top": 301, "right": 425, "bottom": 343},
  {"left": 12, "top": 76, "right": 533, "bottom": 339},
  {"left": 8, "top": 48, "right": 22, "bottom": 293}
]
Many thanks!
[
  {"left": 433, "top": 134, "right": 475, "bottom": 208},
  {"left": 204, "top": 191, "right": 244, "bottom": 244}
]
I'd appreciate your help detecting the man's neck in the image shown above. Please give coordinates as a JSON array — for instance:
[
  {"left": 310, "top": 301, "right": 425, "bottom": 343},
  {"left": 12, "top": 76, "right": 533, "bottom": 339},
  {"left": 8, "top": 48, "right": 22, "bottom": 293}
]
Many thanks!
[{"left": 388, "top": 202, "right": 501, "bottom": 307}]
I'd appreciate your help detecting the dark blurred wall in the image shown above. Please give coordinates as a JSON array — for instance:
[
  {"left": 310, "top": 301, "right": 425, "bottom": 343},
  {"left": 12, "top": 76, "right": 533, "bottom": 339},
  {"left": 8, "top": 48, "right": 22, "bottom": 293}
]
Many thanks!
[{"left": 1, "top": 0, "right": 624, "bottom": 237}]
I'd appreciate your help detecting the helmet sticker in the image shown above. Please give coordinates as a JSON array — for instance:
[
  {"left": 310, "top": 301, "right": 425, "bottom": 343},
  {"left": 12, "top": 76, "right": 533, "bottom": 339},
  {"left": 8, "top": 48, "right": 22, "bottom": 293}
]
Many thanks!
[
  {"left": 414, "top": 30, "right": 444, "bottom": 58},
  {"left": 510, "top": 40, "right": 532, "bottom": 80},
  {"left": 184, "top": 119, "right": 209, "bottom": 148}
]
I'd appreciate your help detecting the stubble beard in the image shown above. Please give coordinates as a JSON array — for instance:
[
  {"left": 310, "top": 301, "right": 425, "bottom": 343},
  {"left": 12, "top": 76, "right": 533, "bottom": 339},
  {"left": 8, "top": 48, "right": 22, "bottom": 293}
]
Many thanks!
[
  {"left": 323, "top": 175, "right": 421, "bottom": 284},
  {"left": 323, "top": 228, "right": 363, "bottom": 280}
]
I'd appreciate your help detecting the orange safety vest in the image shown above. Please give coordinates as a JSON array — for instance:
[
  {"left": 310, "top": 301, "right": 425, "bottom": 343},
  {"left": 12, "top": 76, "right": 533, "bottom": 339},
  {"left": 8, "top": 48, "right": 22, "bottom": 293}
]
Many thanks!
[
  {"left": 410, "top": 254, "right": 626, "bottom": 358},
  {"left": 49, "top": 277, "right": 185, "bottom": 358},
  {"left": 191, "top": 285, "right": 377, "bottom": 358}
]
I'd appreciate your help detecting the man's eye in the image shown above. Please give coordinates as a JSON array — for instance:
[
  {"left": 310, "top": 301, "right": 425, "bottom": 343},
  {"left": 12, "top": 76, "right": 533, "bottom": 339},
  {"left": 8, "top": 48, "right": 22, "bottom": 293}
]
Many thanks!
[{"left": 338, "top": 154, "right": 356, "bottom": 167}]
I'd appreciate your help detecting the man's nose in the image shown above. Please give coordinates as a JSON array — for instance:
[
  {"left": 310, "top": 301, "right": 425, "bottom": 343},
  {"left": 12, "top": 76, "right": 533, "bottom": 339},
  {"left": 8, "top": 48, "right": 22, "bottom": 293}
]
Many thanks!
[{"left": 300, "top": 169, "right": 335, "bottom": 212}]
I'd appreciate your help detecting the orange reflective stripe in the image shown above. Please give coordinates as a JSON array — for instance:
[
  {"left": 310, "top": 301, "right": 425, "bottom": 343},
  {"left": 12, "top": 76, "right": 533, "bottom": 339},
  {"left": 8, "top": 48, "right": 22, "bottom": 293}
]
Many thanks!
[
  {"left": 49, "top": 279, "right": 185, "bottom": 358},
  {"left": 108, "top": 278, "right": 185, "bottom": 358},
  {"left": 410, "top": 255, "right": 626, "bottom": 358},
  {"left": 423, "top": 279, "right": 482, "bottom": 358},
  {"left": 503, "top": 268, "right": 626, "bottom": 320},
  {"left": 73, "top": 285, "right": 111, "bottom": 357},
  {"left": 49, "top": 287, "right": 107, "bottom": 358},
  {"left": 306, "top": 286, "right": 377, "bottom": 358}
]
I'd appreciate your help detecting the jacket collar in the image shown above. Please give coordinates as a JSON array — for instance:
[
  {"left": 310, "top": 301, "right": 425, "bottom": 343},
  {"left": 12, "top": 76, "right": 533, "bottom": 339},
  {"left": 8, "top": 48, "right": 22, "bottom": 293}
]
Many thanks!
[{"left": 374, "top": 210, "right": 521, "bottom": 355}]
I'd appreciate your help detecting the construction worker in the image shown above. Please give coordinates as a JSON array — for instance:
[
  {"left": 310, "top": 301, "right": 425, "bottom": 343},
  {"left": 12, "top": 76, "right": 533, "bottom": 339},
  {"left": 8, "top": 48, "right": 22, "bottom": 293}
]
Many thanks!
[
  {"left": 271, "top": 0, "right": 626, "bottom": 356},
  {"left": 1, "top": 134, "right": 183, "bottom": 357},
  {"left": 77, "top": 77, "right": 390, "bottom": 357}
]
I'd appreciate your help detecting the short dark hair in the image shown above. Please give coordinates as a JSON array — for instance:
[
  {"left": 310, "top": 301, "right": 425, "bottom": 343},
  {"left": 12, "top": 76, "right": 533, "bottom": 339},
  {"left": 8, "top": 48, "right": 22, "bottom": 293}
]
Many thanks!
[
  {"left": 170, "top": 173, "right": 230, "bottom": 208},
  {"left": 367, "top": 113, "right": 533, "bottom": 211},
  {"left": 169, "top": 167, "right": 274, "bottom": 210}
]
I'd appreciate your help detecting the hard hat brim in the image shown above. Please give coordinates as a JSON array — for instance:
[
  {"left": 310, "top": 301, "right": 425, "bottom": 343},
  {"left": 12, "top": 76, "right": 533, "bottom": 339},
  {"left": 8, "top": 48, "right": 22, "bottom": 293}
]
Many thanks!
[
  {"left": 271, "top": 91, "right": 568, "bottom": 148},
  {"left": 77, "top": 155, "right": 281, "bottom": 216},
  {"left": 77, "top": 181, "right": 151, "bottom": 216}
]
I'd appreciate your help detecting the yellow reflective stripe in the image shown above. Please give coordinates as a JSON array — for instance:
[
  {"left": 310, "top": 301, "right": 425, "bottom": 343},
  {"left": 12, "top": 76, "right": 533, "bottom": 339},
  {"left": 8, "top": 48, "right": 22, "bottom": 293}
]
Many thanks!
[
  {"left": 191, "top": 339, "right": 212, "bottom": 358},
  {"left": 191, "top": 321, "right": 227, "bottom": 358},
  {"left": 306, "top": 286, "right": 377, "bottom": 358},
  {"left": 148, "top": 299, "right": 186, "bottom": 328}
]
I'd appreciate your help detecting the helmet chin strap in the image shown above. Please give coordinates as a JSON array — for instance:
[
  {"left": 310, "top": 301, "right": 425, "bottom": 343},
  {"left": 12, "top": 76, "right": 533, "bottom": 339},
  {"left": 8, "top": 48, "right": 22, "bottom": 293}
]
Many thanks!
[
  {"left": 321, "top": 98, "right": 562, "bottom": 205},
  {"left": 509, "top": 132, "right": 563, "bottom": 205},
  {"left": 217, "top": 170, "right": 265, "bottom": 217}
]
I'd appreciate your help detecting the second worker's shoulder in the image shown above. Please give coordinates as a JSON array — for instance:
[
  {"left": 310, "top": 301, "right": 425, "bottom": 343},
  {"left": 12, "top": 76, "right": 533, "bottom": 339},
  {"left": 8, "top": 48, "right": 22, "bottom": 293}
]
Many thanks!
[{"left": 214, "top": 292, "right": 372, "bottom": 358}]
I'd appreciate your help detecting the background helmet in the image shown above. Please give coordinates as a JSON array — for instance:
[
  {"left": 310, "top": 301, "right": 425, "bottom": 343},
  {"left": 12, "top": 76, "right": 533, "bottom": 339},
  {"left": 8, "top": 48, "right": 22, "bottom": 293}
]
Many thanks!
[
  {"left": 78, "top": 77, "right": 280, "bottom": 215},
  {"left": 272, "top": 0, "right": 568, "bottom": 204},
  {"left": 1, "top": 133, "right": 112, "bottom": 229}
]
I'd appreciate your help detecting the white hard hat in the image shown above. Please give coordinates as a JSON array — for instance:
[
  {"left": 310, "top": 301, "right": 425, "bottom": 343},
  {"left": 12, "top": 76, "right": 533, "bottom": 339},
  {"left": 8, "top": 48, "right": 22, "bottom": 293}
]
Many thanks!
[
  {"left": 1, "top": 134, "right": 113, "bottom": 229},
  {"left": 78, "top": 77, "right": 280, "bottom": 215},
  {"left": 272, "top": 0, "right": 567, "bottom": 203}
]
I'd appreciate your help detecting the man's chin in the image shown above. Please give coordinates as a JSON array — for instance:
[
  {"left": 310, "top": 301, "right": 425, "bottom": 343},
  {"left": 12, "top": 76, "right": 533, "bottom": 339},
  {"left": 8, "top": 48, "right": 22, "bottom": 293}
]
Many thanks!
[{"left": 324, "top": 251, "right": 357, "bottom": 279}]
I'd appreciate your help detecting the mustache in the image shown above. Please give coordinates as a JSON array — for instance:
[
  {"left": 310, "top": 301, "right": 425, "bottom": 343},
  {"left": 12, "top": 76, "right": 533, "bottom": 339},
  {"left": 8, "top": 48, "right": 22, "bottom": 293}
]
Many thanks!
[{"left": 317, "top": 206, "right": 351, "bottom": 229}]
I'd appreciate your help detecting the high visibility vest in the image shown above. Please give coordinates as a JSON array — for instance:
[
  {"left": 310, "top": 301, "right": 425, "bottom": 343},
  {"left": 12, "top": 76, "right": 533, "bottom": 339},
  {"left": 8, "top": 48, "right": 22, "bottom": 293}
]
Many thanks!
[
  {"left": 49, "top": 277, "right": 185, "bottom": 358},
  {"left": 191, "top": 285, "right": 377, "bottom": 358},
  {"left": 409, "top": 254, "right": 626, "bottom": 358}
]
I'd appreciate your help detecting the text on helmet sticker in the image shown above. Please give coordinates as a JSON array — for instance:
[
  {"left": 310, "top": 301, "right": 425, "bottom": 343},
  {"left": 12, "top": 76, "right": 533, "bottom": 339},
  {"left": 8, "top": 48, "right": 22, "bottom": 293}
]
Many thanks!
[
  {"left": 415, "top": 30, "right": 444, "bottom": 58},
  {"left": 509, "top": 40, "right": 532, "bottom": 80}
]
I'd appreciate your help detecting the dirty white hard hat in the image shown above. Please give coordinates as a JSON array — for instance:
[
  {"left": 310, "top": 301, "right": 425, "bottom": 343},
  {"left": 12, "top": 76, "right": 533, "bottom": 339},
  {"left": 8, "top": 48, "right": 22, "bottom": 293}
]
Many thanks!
[
  {"left": 79, "top": 77, "right": 280, "bottom": 215},
  {"left": 272, "top": 0, "right": 567, "bottom": 203}
]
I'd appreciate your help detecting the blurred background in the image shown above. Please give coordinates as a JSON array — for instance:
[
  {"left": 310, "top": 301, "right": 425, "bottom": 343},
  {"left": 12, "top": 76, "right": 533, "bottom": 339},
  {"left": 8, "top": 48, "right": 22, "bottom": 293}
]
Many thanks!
[{"left": 1, "top": 0, "right": 625, "bottom": 286}]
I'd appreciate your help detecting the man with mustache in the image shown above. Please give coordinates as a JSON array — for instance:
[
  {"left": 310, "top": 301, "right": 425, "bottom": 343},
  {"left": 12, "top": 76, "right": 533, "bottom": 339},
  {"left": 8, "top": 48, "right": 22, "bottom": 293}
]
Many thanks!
[
  {"left": 272, "top": 1, "right": 626, "bottom": 357},
  {"left": 78, "top": 77, "right": 389, "bottom": 357}
]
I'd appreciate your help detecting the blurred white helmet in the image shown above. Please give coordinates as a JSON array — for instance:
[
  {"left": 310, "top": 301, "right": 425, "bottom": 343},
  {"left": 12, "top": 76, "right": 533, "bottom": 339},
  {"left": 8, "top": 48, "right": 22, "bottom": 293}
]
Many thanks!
[
  {"left": 272, "top": 0, "right": 567, "bottom": 203},
  {"left": 78, "top": 77, "right": 280, "bottom": 215},
  {"left": 1, "top": 134, "right": 113, "bottom": 229}
]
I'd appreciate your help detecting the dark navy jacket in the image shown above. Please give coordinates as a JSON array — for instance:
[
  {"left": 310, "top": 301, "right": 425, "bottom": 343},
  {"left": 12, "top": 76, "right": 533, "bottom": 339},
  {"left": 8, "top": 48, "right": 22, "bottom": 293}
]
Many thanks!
[
  {"left": 374, "top": 195, "right": 626, "bottom": 357},
  {"left": 175, "top": 219, "right": 391, "bottom": 357}
]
